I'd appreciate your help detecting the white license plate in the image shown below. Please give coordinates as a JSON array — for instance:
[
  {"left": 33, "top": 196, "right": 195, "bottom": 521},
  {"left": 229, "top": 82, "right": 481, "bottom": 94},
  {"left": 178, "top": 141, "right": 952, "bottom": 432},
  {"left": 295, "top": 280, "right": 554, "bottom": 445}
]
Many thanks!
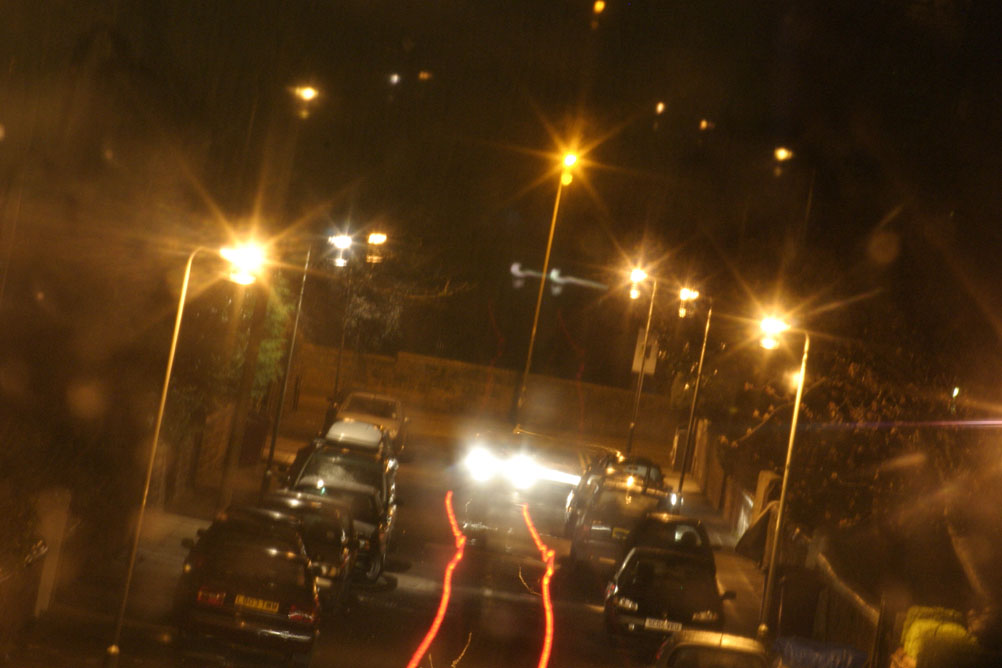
[{"left": 643, "top": 617, "right": 682, "bottom": 632}]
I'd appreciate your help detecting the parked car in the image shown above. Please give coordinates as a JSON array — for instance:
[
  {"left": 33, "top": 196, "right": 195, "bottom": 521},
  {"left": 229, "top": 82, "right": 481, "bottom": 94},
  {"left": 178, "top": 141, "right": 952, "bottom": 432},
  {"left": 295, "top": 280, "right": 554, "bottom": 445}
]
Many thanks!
[
  {"left": 564, "top": 455, "right": 669, "bottom": 537},
  {"left": 604, "top": 547, "right": 735, "bottom": 642},
  {"left": 653, "top": 629, "right": 768, "bottom": 668},
  {"left": 292, "top": 479, "right": 395, "bottom": 582},
  {"left": 570, "top": 480, "right": 671, "bottom": 572},
  {"left": 627, "top": 513, "right": 716, "bottom": 577},
  {"left": 180, "top": 507, "right": 308, "bottom": 562},
  {"left": 174, "top": 541, "right": 319, "bottom": 667},
  {"left": 259, "top": 491, "right": 358, "bottom": 607},
  {"left": 286, "top": 420, "right": 397, "bottom": 507},
  {"left": 334, "top": 391, "right": 408, "bottom": 454}
]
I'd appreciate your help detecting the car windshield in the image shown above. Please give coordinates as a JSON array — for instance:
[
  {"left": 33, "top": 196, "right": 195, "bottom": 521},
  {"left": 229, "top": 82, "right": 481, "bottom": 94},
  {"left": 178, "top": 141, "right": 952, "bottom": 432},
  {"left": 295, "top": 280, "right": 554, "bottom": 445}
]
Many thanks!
[
  {"left": 314, "top": 489, "right": 378, "bottom": 525},
  {"left": 666, "top": 648, "right": 766, "bottom": 668},
  {"left": 203, "top": 520, "right": 302, "bottom": 553},
  {"left": 590, "top": 489, "right": 663, "bottom": 526},
  {"left": 205, "top": 548, "right": 307, "bottom": 589},
  {"left": 624, "top": 554, "right": 711, "bottom": 585},
  {"left": 297, "top": 451, "right": 381, "bottom": 491},
  {"left": 343, "top": 396, "right": 397, "bottom": 419}
]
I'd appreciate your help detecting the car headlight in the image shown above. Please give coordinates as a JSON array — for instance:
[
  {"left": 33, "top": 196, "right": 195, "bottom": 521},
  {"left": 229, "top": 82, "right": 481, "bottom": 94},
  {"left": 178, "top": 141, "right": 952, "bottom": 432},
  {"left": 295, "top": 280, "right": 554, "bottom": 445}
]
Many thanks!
[
  {"left": 464, "top": 446, "right": 498, "bottom": 482},
  {"left": 615, "top": 596, "right": 639, "bottom": 611},
  {"left": 670, "top": 492, "right": 679, "bottom": 507},
  {"left": 504, "top": 454, "right": 538, "bottom": 490},
  {"left": 692, "top": 609, "right": 719, "bottom": 622}
]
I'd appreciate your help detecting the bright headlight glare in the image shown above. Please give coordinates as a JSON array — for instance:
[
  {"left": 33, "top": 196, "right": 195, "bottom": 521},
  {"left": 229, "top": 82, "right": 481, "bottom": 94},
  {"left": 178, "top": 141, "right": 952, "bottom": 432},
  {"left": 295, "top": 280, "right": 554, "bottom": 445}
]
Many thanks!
[
  {"left": 464, "top": 447, "right": 497, "bottom": 482},
  {"left": 671, "top": 492, "right": 679, "bottom": 507},
  {"left": 505, "top": 454, "right": 538, "bottom": 490}
]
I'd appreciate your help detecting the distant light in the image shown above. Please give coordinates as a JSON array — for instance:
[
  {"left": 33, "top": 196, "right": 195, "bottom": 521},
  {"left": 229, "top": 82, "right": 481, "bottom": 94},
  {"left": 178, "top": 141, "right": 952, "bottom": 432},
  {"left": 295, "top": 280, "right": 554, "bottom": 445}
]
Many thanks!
[
  {"left": 389, "top": 73, "right": 401, "bottom": 85},
  {"left": 699, "top": 119, "right": 714, "bottom": 131},
  {"left": 563, "top": 153, "right": 578, "bottom": 168},
  {"left": 655, "top": 101, "right": 665, "bottom": 115},
  {"left": 774, "top": 147, "right": 794, "bottom": 162},
  {"left": 790, "top": 371, "right": 803, "bottom": 388},
  {"left": 367, "top": 232, "right": 387, "bottom": 245},
  {"left": 560, "top": 171, "right": 573, "bottom": 186},
  {"left": 630, "top": 268, "right": 648, "bottom": 283},
  {"left": 630, "top": 286, "right": 641, "bottom": 300},
  {"left": 760, "top": 317, "right": 790, "bottom": 336},
  {"left": 293, "top": 86, "right": 318, "bottom": 102},
  {"left": 678, "top": 305, "right": 687, "bottom": 318},
  {"left": 952, "top": 386, "right": 960, "bottom": 398},
  {"left": 626, "top": 475, "right": 635, "bottom": 487},
  {"left": 679, "top": 287, "right": 699, "bottom": 301},
  {"left": 418, "top": 70, "right": 433, "bottom": 81},
  {"left": 334, "top": 256, "right": 348, "bottom": 268},
  {"left": 760, "top": 336, "right": 780, "bottom": 350},
  {"left": 330, "top": 234, "right": 352, "bottom": 250},
  {"left": 593, "top": 0, "right": 606, "bottom": 14}
]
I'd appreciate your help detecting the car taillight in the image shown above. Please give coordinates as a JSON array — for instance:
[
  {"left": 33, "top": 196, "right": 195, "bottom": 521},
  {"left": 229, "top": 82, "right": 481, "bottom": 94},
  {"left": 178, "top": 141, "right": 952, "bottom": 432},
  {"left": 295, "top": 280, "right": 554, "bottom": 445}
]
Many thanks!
[
  {"left": 196, "top": 586, "right": 225, "bottom": 607},
  {"left": 604, "top": 583, "right": 617, "bottom": 599},
  {"left": 288, "top": 600, "right": 318, "bottom": 625}
]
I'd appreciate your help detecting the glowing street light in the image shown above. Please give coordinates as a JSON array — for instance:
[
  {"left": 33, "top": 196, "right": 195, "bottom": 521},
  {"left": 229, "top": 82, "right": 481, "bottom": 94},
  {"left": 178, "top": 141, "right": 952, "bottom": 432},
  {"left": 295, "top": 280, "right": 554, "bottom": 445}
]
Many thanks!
[
  {"left": 774, "top": 146, "right": 794, "bottom": 162},
  {"left": 630, "top": 267, "right": 648, "bottom": 284},
  {"left": 330, "top": 234, "right": 352, "bottom": 250},
  {"left": 106, "top": 243, "right": 266, "bottom": 667},
  {"left": 368, "top": 231, "right": 388, "bottom": 245},
  {"left": 293, "top": 85, "right": 318, "bottom": 102},
  {"left": 514, "top": 150, "right": 580, "bottom": 423},
  {"left": 593, "top": 1, "right": 606, "bottom": 14},
  {"left": 756, "top": 316, "right": 810, "bottom": 641}
]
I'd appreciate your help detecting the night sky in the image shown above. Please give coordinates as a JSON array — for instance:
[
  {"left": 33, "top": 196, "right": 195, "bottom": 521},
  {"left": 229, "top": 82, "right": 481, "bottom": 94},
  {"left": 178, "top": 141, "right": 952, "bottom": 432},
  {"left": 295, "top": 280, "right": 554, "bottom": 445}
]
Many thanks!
[{"left": 3, "top": 0, "right": 1002, "bottom": 392}]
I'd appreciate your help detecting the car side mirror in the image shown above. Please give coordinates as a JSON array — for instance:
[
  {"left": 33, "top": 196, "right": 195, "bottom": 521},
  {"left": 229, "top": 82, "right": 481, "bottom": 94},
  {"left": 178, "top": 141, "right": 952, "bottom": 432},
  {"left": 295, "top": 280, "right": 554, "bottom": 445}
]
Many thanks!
[
  {"left": 181, "top": 537, "right": 195, "bottom": 550},
  {"left": 721, "top": 590, "right": 737, "bottom": 601}
]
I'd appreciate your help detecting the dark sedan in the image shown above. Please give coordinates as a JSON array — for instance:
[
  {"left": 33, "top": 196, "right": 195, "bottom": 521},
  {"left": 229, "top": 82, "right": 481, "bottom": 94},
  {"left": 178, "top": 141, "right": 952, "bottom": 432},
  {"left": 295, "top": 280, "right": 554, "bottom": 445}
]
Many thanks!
[
  {"left": 570, "top": 481, "right": 670, "bottom": 573},
  {"left": 260, "top": 490, "right": 358, "bottom": 607},
  {"left": 174, "top": 542, "right": 319, "bottom": 667},
  {"left": 604, "top": 547, "right": 735, "bottom": 643}
]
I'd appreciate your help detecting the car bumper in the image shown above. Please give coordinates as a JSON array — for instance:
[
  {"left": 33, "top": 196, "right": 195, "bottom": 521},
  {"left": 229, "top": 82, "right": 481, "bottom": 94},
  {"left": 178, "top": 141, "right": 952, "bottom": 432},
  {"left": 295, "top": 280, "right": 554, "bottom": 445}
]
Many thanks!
[{"left": 180, "top": 609, "right": 316, "bottom": 655}]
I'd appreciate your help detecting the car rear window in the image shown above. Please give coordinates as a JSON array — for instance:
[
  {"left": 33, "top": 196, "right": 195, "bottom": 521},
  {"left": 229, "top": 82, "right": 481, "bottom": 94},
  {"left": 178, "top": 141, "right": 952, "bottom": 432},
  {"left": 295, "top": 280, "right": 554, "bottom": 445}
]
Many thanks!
[
  {"left": 343, "top": 396, "right": 397, "bottom": 418},
  {"left": 298, "top": 451, "right": 381, "bottom": 491},
  {"left": 206, "top": 548, "right": 308, "bottom": 589}
]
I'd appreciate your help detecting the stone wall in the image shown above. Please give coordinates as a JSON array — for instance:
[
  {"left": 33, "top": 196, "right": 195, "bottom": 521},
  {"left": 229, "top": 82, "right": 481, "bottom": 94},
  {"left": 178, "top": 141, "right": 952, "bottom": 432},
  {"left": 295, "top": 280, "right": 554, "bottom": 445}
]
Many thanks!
[{"left": 285, "top": 344, "right": 677, "bottom": 443}]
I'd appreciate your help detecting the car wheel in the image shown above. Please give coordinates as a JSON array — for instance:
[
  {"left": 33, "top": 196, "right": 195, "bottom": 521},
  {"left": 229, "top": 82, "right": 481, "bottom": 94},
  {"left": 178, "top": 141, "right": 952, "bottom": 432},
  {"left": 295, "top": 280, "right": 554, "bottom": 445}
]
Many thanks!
[{"left": 365, "top": 549, "right": 385, "bottom": 582}]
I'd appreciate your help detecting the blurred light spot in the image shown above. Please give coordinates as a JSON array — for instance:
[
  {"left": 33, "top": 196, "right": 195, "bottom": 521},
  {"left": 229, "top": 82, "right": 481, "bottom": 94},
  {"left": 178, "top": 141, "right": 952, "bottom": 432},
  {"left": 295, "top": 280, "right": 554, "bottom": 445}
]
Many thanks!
[
  {"left": 774, "top": 146, "right": 794, "bottom": 161},
  {"left": 655, "top": 101, "right": 665, "bottom": 115},
  {"left": 699, "top": 119, "right": 714, "bottom": 131},
  {"left": 389, "top": 73, "right": 401, "bottom": 85},
  {"left": 790, "top": 370, "right": 803, "bottom": 389},
  {"left": 0, "top": 123, "right": 6, "bottom": 141},
  {"left": 35, "top": 290, "right": 45, "bottom": 302},
  {"left": 293, "top": 85, "right": 318, "bottom": 102},
  {"left": 418, "top": 70, "right": 432, "bottom": 81},
  {"left": 593, "top": 1, "right": 606, "bottom": 14},
  {"left": 560, "top": 171, "right": 573, "bottom": 186},
  {"left": 952, "top": 386, "right": 960, "bottom": 398},
  {"left": 867, "top": 230, "right": 900, "bottom": 265},
  {"left": 67, "top": 379, "right": 108, "bottom": 420}
]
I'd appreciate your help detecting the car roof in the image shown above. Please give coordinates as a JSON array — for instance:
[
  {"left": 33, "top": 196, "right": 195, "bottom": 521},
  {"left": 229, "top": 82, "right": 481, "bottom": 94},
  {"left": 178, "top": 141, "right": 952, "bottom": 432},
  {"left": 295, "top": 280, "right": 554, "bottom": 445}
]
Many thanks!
[
  {"left": 601, "top": 480, "right": 668, "bottom": 497},
  {"left": 322, "top": 420, "right": 384, "bottom": 448},
  {"left": 662, "top": 630, "right": 768, "bottom": 657}
]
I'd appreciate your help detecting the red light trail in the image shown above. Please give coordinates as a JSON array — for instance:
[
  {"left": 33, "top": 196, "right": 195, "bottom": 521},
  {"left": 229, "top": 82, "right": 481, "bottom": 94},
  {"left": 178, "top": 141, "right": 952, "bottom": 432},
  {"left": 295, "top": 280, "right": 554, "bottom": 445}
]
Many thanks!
[
  {"left": 405, "top": 490, "right": 467, "bottom": 668},
  {"left": 521, "top": 503, "right": 556, "bottom": 668}
]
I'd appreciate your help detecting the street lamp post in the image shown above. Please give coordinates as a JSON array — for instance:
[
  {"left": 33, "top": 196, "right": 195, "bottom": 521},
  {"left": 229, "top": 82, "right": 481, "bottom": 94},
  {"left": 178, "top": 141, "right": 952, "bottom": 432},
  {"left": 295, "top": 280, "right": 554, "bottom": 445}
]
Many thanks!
[
  {"left": 757, "top": 318, "right": 810, "bottom": 641},
  {"left": 260, "top": 243, "right": 312, "bottom": 498},
  {"left": 514, "top": 153, "right": 577, "bottom": 425},
  {"left": 675, "top": 291, "right": 712, "bottom": 501},
  {"left": 626, "top": 269, "right": 656, "bottom": 454},
  {"left": 105, "top": 243, "right": 263, "bottom": 667}
]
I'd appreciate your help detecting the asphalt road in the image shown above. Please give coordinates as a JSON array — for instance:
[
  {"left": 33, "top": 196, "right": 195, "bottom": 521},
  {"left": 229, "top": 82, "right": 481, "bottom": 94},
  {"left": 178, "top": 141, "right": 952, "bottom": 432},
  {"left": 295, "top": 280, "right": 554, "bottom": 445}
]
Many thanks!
[{"left": 16, "top": 432, "right": 763, "bottom": 667}]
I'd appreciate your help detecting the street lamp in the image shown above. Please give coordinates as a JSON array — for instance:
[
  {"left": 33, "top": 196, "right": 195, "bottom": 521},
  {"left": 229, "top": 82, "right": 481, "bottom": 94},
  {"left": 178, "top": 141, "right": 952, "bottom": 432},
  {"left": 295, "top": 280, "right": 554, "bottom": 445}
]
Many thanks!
[
  {"left": 513, "top": 152, "right": 578, "bottom": 425},
  {"left": 674, "top": 288, "right": 712, "bottom": 504},
  {"left": 774, "top": 146, "right": 794, "bottom": 162},
  {"left": 757, "top": 315, "right": 809, "bottom": 641},
  {"left": 105, "top": 243, "right": 265, "bottom": 667},
  {"left": 626, "top": 267, "right": 656, "bottom": 454}
]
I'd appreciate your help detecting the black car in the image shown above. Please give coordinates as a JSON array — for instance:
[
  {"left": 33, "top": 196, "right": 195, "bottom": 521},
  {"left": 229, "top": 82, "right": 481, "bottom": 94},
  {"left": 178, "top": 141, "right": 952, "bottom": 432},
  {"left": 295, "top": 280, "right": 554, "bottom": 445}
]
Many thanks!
[
  {"left": 604, "top": 547, "right": 735, "bottom": 642},
  {"left": 569, "top": 481, "right": 671, "bottom": 573},
  {"left": 259, "top": 491, "right": 358, "bottom": 607},
  {"left": 174, "top": 541, "right": 319, "bottom": 667},
  {"left": 181, "top": 507, "right": 309, "bottom": 563},
  {"left": 627, "top": 513, "right": 716, "bottom": 577},
  {"left": 285, "top": 420, "right": 397, "bottom": 507},
  {"left": 290, "top": 479, "right": 395, "bottom": 582}
]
